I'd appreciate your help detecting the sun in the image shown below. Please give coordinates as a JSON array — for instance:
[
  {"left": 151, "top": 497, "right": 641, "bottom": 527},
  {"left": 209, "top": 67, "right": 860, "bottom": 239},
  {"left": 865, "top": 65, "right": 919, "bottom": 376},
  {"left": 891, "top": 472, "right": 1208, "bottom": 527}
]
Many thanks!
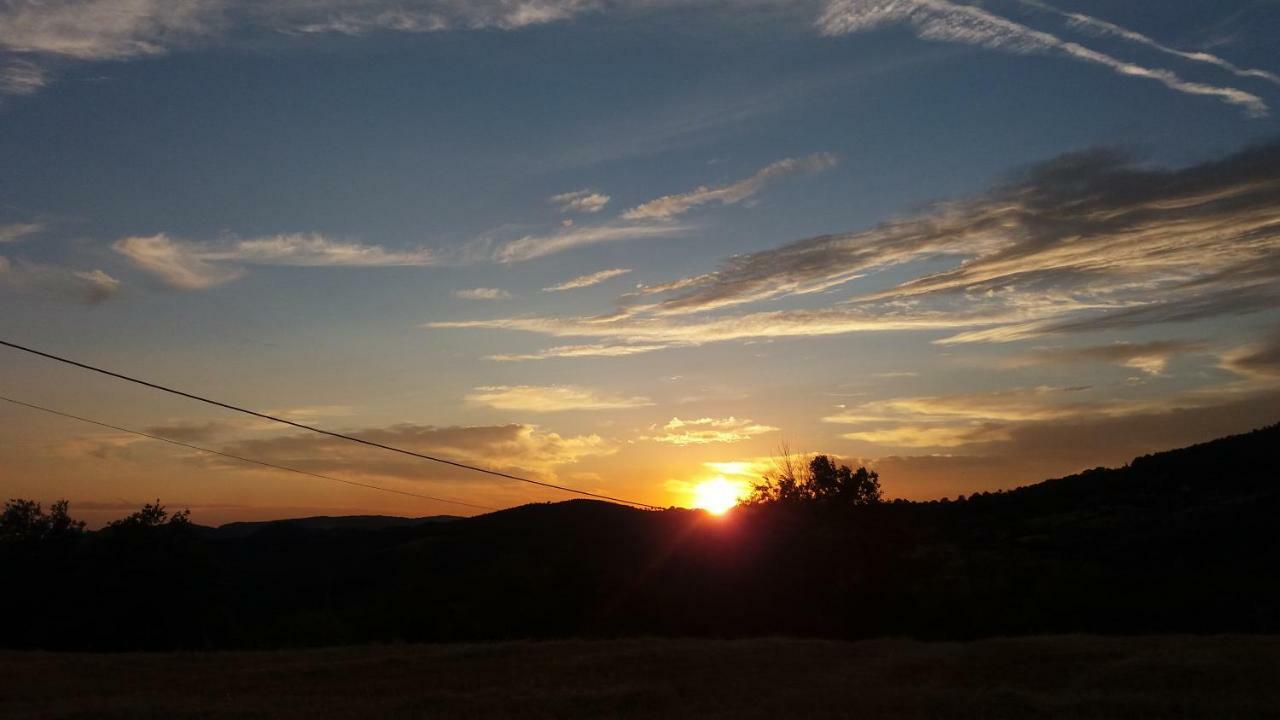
[{"left": 691, "top": 476, "right": 745, "bottom": 515}]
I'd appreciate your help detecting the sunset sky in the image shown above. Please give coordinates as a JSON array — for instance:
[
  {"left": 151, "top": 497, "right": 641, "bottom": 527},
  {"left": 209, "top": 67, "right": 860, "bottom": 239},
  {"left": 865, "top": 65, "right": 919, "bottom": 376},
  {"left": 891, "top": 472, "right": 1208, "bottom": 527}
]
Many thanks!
[{"left": 2, "top": 0, "right": 1279, "bottom": 526}]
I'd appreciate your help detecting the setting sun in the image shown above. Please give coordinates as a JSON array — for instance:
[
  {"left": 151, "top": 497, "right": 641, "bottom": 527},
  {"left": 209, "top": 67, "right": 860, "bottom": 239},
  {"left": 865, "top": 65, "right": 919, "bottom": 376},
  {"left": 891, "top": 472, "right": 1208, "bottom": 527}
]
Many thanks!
[{"left": 691, "top": 477, "right": 746, "bottom": 515}]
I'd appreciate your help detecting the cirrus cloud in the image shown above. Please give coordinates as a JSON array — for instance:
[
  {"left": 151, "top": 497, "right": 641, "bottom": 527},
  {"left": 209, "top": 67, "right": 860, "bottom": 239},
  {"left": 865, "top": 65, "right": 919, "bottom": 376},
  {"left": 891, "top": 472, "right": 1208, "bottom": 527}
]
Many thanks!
[
  {"left": 818, "top": 0, "right": 1267, "bottom": 117},
  {"left": 455, "top": 287, "right": 512, "bottom": 300},
  {"left": 0, "top": 256, "right": 120, "bottom": 303},
  {"left": 622, "top": 153, "right": 837, "bottom": 221},
  {"left": 114, "top": 232, "right": 436, "bottom": 289},
  {"left": 543, "top": 267, "right": 632, "bottom": 292},
  {"left": 495, "top": 222, "right": 688, "bottom": 263},
  {"left": 466, "top": 385, "right": 654, "bottom": 412},
  {"left": 641, "top": 416, "right": 778, "bottom": 445},
  {"left": 0, "top": 222, "right": 44, "bottom": 243},
  {"left": 218, "top": 422, "right": 616, "bottom": 482},
  {"left": 550, "top": 189, "right": 611, "bottom": 214}
]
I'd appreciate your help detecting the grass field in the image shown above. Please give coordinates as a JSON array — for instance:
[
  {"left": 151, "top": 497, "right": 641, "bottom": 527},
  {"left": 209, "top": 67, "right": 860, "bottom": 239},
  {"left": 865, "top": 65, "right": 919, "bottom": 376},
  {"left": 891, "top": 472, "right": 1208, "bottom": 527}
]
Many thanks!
[{"left": 3, "top": 635, "right": 1279, "bottom": 719}]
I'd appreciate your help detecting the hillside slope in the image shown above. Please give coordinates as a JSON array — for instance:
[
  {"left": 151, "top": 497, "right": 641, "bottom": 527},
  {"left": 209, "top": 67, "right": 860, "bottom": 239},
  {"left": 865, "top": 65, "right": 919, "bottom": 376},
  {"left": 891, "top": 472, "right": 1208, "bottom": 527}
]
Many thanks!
[{"left": 2, "top": 423, "right": 1278, "bottom": 649}]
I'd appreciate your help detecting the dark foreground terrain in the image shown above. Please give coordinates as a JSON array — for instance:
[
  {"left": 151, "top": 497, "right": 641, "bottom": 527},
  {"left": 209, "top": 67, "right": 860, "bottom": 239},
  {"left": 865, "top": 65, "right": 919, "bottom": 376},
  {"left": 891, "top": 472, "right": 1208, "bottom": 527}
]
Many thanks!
[
  {"left": 3, "top": 423, "right": 1280, "bottom": 650},
  {"left": 3, "top": 635, "right": 1279, "bottom": 719}
]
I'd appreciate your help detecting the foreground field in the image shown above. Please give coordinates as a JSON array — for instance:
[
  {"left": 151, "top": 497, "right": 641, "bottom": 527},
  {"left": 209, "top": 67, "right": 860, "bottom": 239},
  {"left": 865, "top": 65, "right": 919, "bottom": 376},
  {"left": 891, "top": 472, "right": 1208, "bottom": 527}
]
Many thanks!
[{"left": 3, "top": 636, "right": 1280, "bottom": 719}]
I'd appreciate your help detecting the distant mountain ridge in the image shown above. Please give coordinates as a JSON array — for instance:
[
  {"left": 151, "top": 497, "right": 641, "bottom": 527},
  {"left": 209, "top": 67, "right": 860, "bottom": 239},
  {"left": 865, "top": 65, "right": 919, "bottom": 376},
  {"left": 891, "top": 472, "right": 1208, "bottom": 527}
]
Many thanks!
[
  {"left": 4, "top": 421, "right": 1278, "bottom": 650},
  {"left": 208, "top": 514, "right": 461, "bottom": 540}
]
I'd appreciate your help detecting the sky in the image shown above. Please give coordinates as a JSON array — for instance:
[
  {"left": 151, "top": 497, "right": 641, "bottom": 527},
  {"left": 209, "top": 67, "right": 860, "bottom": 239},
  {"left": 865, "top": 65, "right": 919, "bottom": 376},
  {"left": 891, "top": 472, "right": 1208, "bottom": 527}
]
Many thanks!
[{"left": 2, "top": 0, "right": 1279, "bottom": 526}]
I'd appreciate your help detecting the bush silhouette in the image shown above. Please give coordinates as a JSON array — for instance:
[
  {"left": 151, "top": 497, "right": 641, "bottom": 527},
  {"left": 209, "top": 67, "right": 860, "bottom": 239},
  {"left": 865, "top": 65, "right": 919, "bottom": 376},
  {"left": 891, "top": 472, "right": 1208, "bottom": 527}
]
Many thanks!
[
  {"left": 0, "top": 499, "right": 85, "bottom": 544},
  {"left": 748, "top": 450, "right": 882, "bottom": 507},
  {"left": 107, "top": 500, "right": 190, "bottom": 531}
]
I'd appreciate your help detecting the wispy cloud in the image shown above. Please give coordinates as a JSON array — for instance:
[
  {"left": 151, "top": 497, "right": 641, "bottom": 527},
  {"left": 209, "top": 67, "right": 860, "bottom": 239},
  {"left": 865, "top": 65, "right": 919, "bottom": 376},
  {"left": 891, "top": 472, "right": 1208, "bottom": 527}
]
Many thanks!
[
  {"left": 0, "top": 256, "right": 120, "bottom": 303},
  {"left": 0, "top": 58, "right": 47, "bottom": 95},
  {"left": 114, "top": 232, "right": 435, "bottom": 289},
  {"left": 826, "top": 385, "right": 1104, "bottom": 426},
  {"left": 857, "top": 388, "right": 1280, "bottom": 497},
  {"left": 0, "top": 1, "right": 606, "bottom": 61},
  {"left": 72, "top": 269, "right": 121, "bottom": 303},
  {"left": 818, "top": 0, "right": 1267, "bottom": 116},
  {"left": 1016, "top": 0, "right": 1280, "bottom": 87},
  {"left": 622, "top": 153, "right": 837, "bottom": 220},
  {"left": 824, "top": 379, "right": 1280, "bottom": 452},
  {"left": 0, "top": 0, "right": 607, "bottom": 96},
  {"left": 0, "top": 1, "right": 217, "bottom": 61},
  {"left": 641, "top": 416, "right": 777, "bottom": 445},
  {"left": 550, "top": 189, "right": 611, "bottom": 214},
  {"left": 219, "top": 422, "right": 615, "bottom": 481},
  {"left": 495, "top": 222, "right": 687, "bottom": 263},
  {"left": 113, "top": 234, "right": 243, "bottom": 290},
  {"left": 587, "top": 141, "right": 1280, "bottom": 346},
  {"left": 429, "top": 304, "right": 1045, "bottom": 355},
  {"left": 543, "top": 267, "right": 632, "bottom": 292},
  {"left": 1220, "top": 329, "right": 1280, "bottom": 379},
  {"left": 466, "top": 385, "right": 654, "bottom": 412},
  {"left": 0, "top": 222, "right": 43, "bottom": 243},
  {"left": 455, "top": 287, "right": 512, "bottom": 300},
  {"left": 284, "top": 0, "right": 601, "bottom": 35},
  {"left": 142, "top": 420, "right": 243, "bottom": 443},
  {"left": 1006, "top": 340, "right": 1207, "bottom": 376},
  {"left": 488, "top": 342, "right": 671, "bottom": 362}
]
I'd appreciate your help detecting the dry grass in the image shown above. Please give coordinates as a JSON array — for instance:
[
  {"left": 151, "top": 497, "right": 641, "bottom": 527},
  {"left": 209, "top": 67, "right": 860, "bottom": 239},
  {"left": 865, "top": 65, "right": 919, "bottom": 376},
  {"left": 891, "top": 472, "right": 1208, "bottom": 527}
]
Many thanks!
[{"left": 3, "top": 635, "right": 1279, "bottom": 719}]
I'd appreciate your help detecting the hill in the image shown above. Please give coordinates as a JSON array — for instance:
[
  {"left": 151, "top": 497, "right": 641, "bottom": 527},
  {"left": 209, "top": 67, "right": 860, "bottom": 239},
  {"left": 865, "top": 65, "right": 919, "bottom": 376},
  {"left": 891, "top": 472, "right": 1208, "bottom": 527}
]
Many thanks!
[
  {"left": 206, "top": 514, "right": 461, "bottom": 540},
  {"left": 2, "top": 423, "right": 1278, "bottom": 650}
]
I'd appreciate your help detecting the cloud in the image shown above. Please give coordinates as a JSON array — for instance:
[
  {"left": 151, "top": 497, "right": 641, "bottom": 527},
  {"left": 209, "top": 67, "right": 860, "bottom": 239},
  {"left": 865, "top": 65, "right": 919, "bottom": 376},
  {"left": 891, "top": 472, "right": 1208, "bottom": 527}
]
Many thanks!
[
  {"left": 554, "top": 140, "right": 1280, "bottom": 348},
  {"left": 0, "top": 58, "right": 47, "bottom": 95},
  {"left": 495, "top": 222, "right": 688, "bottom": 263},
  {"left": 214, "top": 233, "right": 436, "bottom": 266},
  {"left": 488, "top": 342, "right": 670, "bottom": 361},
  {"left": 550, "top": 189, "right": 611, "bottom": 214},
  {"left": 0, "top": 0, "right": 605, "bottom": 97},
  {"left": 455, "top": 287, "right": 512, "bottom": 300},
  {"left": 114, "top": 232, "right": 435, "bottom": 289},
  {"left": 1006, "top": 340, "right": 1207, "bottom": 376},
  {"left": 0, "top": 222, "right": 43, "bottom": 243},
  {"left": 72, "top": 269, "right": 121, "bottom": 303},
  {"left": 0, "top": 1, "right": 606, "bottom": 62},
  {"left": 642, "top": 416, "right": 777, "bottom": 445},
  {"left": 429, "top": 302, "right": 1059, "bottom": 356},
  {"left": 862, "top": 387, "right": 1280, "bottom": 499},
  {"left": 825, "top": 385, "right": 1106, "bottom": 427},
  {"left": 824, "top": 377, "right": 1280, "bottom": 453},
  {"left": 0, "top": 256, "right": 120, "bottom": 303},
  {"left": 218, "top": 422, "right": 616, "bottom": 481},
  {"left": 622, "top": 152, "right": 837, "bottom": 220},
  {"left": 543, "top": 267, "right": 632, "bottom": 292},
  {"left": 818, "top": 0, "right": 1267, "bottom": 116},
  {"left": 282, "top": 0, "right": 601, "bottom": 35},
  {"left": 842, "top": 423, "right": 1012, "bottom": 448},
  {"left": 113, "top": 234, "right": 244, "bottom": 289},
  {"left": 1015, "top": 0, "right": 1280, "bottom": 87},
  {"left": 466, "top": 385, "right": 653, "bottom": 412},
  {"left": 0, "top": 1, "right": 219, "bottom": 61},
  {"left": 1221, "top": 329, "right": 1280, "bottom": 379},
  {"left": 143, "top": 420, "right": 242, "bottom": 443},
  {"left": 269, "top": 405, "right": 356, "bottom": 422}
]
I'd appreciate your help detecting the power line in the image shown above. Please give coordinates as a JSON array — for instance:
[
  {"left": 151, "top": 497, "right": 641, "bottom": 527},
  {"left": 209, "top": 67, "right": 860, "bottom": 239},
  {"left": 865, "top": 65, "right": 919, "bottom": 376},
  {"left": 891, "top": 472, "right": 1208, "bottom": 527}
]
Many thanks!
[
  {"left": 0, "top": 339, "right": 662, "bottom": 510},
  {"left": 0, "top": 394, "right": 497, "bottom": 512}
]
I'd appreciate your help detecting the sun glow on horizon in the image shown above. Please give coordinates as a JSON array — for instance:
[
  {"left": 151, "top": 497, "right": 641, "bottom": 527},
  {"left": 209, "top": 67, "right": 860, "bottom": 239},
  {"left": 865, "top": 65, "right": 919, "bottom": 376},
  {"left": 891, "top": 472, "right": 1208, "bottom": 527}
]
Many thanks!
[{"left": 690, "top": 476, "right": 747, "bottom": 515}]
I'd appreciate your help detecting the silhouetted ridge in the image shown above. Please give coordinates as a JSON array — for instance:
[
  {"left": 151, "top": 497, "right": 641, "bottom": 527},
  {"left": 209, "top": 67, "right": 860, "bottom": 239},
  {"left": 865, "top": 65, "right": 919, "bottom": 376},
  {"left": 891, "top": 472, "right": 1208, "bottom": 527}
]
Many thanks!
[
  {"left": 994, "top": 422, "right": 1280, "bottom": 511},
  {"left": 2, "top": 422, "right": 1278, "bottom": 650},
  {"left": 211, "top": 514, "right": 461, "bottom": 540}
]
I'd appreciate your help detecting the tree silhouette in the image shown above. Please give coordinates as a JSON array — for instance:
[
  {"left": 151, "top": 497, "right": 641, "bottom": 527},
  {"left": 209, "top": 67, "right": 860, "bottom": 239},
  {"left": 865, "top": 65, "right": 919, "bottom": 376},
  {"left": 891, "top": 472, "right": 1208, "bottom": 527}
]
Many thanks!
[
  {"left": 0, "top": 499, "right": 85, "bottom": 544},
  {"left": 107, "top": 500, "right": 190, "bottom": 531},
  {"left": 748, "top": 448, "right": 882, "bottom": 507}
]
